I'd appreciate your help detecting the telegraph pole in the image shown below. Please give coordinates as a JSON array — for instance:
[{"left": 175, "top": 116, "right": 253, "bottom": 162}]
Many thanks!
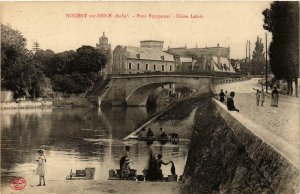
[
  {"left": 265, "top": 33, "right": 268, "bottom": 93},
  {"left": 246, "top": 40, "right": 248, "bottom": 62},
  {"left": 249, "top": 41, "right": 251, "bottom": 74}
]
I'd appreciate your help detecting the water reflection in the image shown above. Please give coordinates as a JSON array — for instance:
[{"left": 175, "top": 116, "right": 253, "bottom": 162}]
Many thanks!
[{"left": 1, "top": 107, "right": 188, "bottom": 186}]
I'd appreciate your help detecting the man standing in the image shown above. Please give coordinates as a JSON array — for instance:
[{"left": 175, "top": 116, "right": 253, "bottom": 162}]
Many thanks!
[
  {"left": 256, "top": 89, "right": 261, "bottom": 106},
  {"left": 156, "top": 154, "right": 172, "bottom": 180},
  {"left": 219, "top": 89, "right": 225, "bottom": 103},
  {"left": 260, "top": 89, "right": 265, "bottom": 106}
]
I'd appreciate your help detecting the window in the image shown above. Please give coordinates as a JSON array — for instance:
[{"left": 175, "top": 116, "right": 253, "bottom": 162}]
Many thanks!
[
  {"left": 136, "top": 54, "right": 140, "bottom": 59},
  {"left": 129, "top": 63, "right": 132, "bottom": 69},
  {"left": 170, "top": 66, "right": 172, "bottom": 71},
  {"left": 161, "top": 56, "right": 165, "bottom": 60},
  {"left": 162, "top": 65, "right": 164, "bottom": 71},
  {"left": 146, "top": 64, "right": 148, "bottom": 70},
  {"left": 137, "top": 63, "right": 140, "bottom": 70},
  {"left": 154, "top": 64, "right": 156, "bottom": 71}
]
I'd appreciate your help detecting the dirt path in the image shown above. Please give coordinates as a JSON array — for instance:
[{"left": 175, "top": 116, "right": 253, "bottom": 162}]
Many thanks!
[
  {"left": 215, "top": 79, "right": 300, "bottom": 166},
  {"left": 1, "top": 180, "right": 180, "bottom": 194}
]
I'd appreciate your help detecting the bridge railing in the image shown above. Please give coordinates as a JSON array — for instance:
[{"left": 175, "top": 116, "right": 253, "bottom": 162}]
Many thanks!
[{"left": 108, "top": 70, "right": 247, "bottom": 78}]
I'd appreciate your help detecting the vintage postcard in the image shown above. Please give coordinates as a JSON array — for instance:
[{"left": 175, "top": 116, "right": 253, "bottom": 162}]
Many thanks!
[{"left": 1, "top": 1, "right": 299, "bottom": 194}]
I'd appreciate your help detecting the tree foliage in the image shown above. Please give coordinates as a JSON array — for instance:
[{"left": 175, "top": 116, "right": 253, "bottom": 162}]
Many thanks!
[
  {"left": 262, "top": 2, "right": 299, "bottom": 82},
  {"left": 1, "top": 24, "right": 53, "bottom": 98},
  {"left": 252, "top": 36, "right": 265, "bottom": 75},
  {"left": 2, "top": 24, "right": 108, "bottom": 97}
]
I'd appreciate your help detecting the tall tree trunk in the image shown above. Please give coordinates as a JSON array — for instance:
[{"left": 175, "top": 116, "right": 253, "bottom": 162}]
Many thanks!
[
  {"left": 287, "top": 81, "right": 292, "bottom": 95},
  {"left": 295, "top": 78, "right": 299, "bottom": 97}
]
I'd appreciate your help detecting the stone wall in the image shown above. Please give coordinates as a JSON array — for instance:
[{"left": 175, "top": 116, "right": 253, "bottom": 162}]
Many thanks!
[
  {"left": 181, "top": 95, "right": 299, "bottom": 194},
  {"left": 213, "top": 99, "right": 299, "bottom": 193}
]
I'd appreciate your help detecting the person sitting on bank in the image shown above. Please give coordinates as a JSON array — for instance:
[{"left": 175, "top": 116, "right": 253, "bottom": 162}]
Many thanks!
[
  {"left": 227, "top": 92, "right": 239, "bottom": 112},
  {"left": 156, "top": 154, "right": 173, "bottom": 180},
  {"left": 159, "top": 128, "right": 169, "bottom": 139},
  {"left": 146, "top": 128, "right": 154, "bottom": 138},
  {"left": 121, "top": 158, "right": 131, "bottom": 179}
]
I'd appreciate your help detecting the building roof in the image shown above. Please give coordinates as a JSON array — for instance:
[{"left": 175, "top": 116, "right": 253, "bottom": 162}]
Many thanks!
[
  {"left": 124, "top": 46, "right": 174, "bottom": 61},
  {"left": 140, "top": 40, "right": 164, "bottom": 43}
]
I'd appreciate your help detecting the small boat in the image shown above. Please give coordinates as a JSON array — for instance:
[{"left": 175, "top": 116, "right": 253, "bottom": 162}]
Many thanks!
[
  {"left": 66, "top": 167, "right": 95, "bottom": 180},
  {"left": 130, "top": 133, "right": 179, "bottom": 144},
  {"left": 108, "top": 169, "right": 137, "bottom": 180}
]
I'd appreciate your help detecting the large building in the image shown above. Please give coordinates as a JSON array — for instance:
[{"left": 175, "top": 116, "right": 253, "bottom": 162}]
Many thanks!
[
  {"left": 167, "top": 44, "right": 235, "bottom": 73},
  {"left": 96, "top": 32, "right": 112, "bottom": 75},
  {"left": 112, "top": 41, "right": 175, "bottom": 74},
  {"left": 140, "top": 40, "right": 164, "bottom": 50}
]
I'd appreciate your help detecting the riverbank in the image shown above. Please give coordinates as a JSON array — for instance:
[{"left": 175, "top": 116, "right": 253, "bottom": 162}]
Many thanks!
[
  {"left": 0, "top": 101, "right": 52, "bottom": 109},
  {"left": 1, "top": 180, "right": 180, "bottom": 194},
  {"left": 181, "top": 95, "right": 275, "bottom": 193},
  {"left": 53, "top": 96, "right": 94, "bottom": 107}
]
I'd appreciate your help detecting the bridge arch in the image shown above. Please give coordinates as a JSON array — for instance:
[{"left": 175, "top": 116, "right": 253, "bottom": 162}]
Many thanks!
[
  {"left": 125, "top": 76, "right": 211, "bottom": 106},
  {"left": 126, "top": 82, "right": 177, "bottom": 106},
  {"left": 100, "top": 75, "right": 213, "bottom": 107}
]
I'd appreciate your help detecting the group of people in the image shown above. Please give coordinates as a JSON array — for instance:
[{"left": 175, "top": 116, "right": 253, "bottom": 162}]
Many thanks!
[
  {"left": 253, "top": 88, "right": 265, "bottom": 106},
  {"left": 119, "top": 145, "right": 174, "bottom": 181},
  {"left": 254, "top": 87, "right": 279, "bottom": 107},
  {"left": 218, "top": 85, "right": 280, "bottom": 114},
  {"left": 144, "top": 127, "right": 169, "bottom": 139},
  {"left": 219, "top": 89, "right": 239, "bottom": 112}
]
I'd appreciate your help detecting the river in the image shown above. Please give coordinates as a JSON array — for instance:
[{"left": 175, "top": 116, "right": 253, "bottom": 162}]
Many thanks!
[{"left": 1, "top": 106, "right": 191, "bottom": 186}]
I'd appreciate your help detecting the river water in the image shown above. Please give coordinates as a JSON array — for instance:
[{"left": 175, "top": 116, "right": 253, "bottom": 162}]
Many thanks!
[{"left": 1, "top": 107, "right": 190, "bottom": 186}]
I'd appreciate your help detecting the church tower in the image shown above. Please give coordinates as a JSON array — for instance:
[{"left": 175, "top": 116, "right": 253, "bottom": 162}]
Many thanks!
[
  {"left": 96, "top": 32, "right": 111, "bottom": 51},
  {"left": 96, "top": 32, "right": 112, "bottom": 76}
]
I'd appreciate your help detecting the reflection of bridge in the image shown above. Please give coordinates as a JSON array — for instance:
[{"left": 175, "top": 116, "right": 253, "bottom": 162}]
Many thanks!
[{"left": 89, "top": 72, "right": 243, "bottom": 107}]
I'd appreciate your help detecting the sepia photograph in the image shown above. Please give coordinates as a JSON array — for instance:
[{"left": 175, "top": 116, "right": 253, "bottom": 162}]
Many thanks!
[{"left": 0, "top": 1, "right": 299, "bottom": 194}]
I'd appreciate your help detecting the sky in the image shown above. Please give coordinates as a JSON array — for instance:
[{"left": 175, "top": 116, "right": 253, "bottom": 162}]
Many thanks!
[{"left": 1, "top": 2, "right": 272, "bottom": 59}]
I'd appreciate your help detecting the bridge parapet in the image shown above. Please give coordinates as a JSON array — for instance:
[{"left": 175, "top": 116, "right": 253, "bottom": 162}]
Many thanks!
[{"left": 92, "top": 73, "right": 248, "bottom": 107}]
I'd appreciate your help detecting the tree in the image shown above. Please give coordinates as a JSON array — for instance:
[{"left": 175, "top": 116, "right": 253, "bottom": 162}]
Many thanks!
[
  {"left": 46, "top": 50, "right": 76, "bottom": 76},
  {"left": 252, "top": 36, "right": 265, "bottom": 75},
  {"left": 1, "top": 24, "right": 27, "bottom": 82},
  {"left": 1, "top": 24, "right": 53, "bottom": 98},
  {"left": 32, "top": 41, "right": 40, "bottom": 53},
  {"left": 263, "top": 2, "right": 299, "bottom": 96},
  {"left": 70, "top": 45, "right": 106, "bottom": 73}
]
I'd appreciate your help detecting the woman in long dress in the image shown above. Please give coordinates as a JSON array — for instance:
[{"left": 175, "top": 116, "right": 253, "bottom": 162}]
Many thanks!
[
  {"left": 36, "top": 150, "right": 46, "bottom": 186},
  {"left": 271, "top": 86, "right": 279, "bottom": 107}
]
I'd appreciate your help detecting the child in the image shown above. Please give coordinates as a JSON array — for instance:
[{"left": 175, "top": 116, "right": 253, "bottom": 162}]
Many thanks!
[{"left": 36, "top": 150, "right": 46, "bottom": 186}]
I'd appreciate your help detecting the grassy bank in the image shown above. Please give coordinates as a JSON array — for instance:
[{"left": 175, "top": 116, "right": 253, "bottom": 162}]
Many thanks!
[
  {"left": 181, "top": 95, "right": 273, "bottom": 193},
  {"left": 53, "top": 96, "right": 93, "bottom": 107}
]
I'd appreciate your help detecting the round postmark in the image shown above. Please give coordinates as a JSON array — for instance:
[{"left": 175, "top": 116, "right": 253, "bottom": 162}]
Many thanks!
[{"left": 10, "top": 176, "right": 26, "bottom": 190}]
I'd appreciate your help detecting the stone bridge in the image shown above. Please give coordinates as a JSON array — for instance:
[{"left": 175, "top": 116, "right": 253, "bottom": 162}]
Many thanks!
[{"left": 91, "top": 73, "right": 242, "bottom": 106}]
